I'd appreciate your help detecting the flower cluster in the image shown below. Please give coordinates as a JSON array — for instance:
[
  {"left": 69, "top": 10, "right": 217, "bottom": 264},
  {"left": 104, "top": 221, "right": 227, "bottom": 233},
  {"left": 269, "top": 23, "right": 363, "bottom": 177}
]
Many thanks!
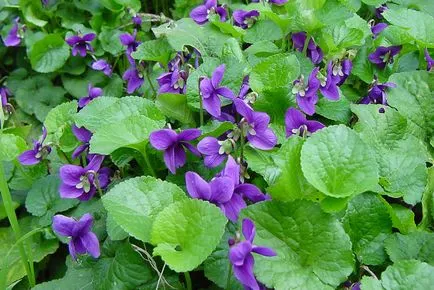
[
  {"left": 292, "top": 57, "right": 352, "bottom": 116},
  {"left": 157, "top": 52, "right": 191, "bottom": 94},
  {"left": 186, "top": 156, "right": 269, "bottom": 221},
  {"left": 190, "top": 0, "right": 287, "bottom": 29},
  {"left": 18, "top": 127, "right": 52, "bottom": 166},
  {"left": 149, "top": 32, "right": 278, "bottom": 287}
]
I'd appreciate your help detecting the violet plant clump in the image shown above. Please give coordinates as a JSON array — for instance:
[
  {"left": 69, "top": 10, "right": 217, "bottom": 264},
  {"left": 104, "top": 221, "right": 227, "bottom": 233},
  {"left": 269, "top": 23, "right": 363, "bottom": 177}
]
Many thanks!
[{"left": 2, "top": 0, "right": 434, "bottom": 289}]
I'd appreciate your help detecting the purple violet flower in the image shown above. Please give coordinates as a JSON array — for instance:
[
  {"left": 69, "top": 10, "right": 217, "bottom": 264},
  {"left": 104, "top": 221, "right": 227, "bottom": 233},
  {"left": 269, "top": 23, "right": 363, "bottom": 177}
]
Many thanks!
[
  {"left": 91, "top": 59, "right": 112, "bottom": 77},
  {"left": 375, "top": 4, "right": 388, "bottom": 19},
  {"left": 424, "top": 49, "right": 434, "bottom": 71},
  {"left": 233, "top": 10, "right": 260, "bottom": 29},
  {"left": 190, "top": 0, "right": 227, "bottom": 25},
  {"left": 229, "top": 218, "right": 276, "bottom": 289},
  {"left": 218, "top": 156, "right": 269, "bottom": 203},
  {"left": 292, "top": 67, "right": 320, "bottom": 116},
  {"left": 352, "top": 282, "right": 361, "bottom": 290},
  {"left": 238, "top": 76, "right": 251, "bottom": 100},
  {"left": 251, "top": 0, "right": 288, "bottom": 5},
  {"left": 132, "top": 15, "right": 142, "bottom": 26},
  {"left": 18, "top": 127, "right": 51, "bottom": 165},
  {"left": 123, "top": 66, "right": 144, "bottom": 94},
  {"left": 197, "top": 136, "right": 234, "bottom": 168},
  {"left": 368, "top": 45, "right": 402, "bottom": 69},
  {"left": 285, "top": 108, "right": 324, "bottom": 138},
  {"left": 66, "top": 33, "right": 96, "bottom": 57},
  {"left": 200, "top": 64, "right": 235, "bottom": 117},
  {"left": 157, "top": 65, "right": 188, "bottom": 94},
  {"left": 292, "top": 32, "right": 323, "bottom": 64},
  {"left": 331, "top": 59, "right": 352, "bottom": 86},
  {"left": 186, "top": 156, "right": 267, "bottom": 221},
  {"left": 2, "top": 17, "right": 22, "bottom": 47},
  {"left": 59, "top": 155, "right": 110, "bottom": 201},
  {"left": 1, "top": 87, "right": 11, "bottom": 109},
  {"left": 150, "top": 128, "right": 201, "bottom": 174},
  {"left": 215, "top": 76, "right": 253, "bottom": 123},
  {"left": 360, "top": 79, "right": 396, "bottom": 105},
  {"left": 193, "top": 48, "right": 202, "bottom": 69},
  {"left": 319, "top": 61, "right": 340, "bottom": 101},
  {"left": 72, "top": 125, "right": 93, "bottom": 160},
  {"left": 234, "top": 99, "right": 277, "bottom": 150},
  {"left": 168, "top": 52, "right": 184, "bottom": 71},
  {"left": 119, "top": 30, "right": 140, "bottom": 64},
  {"left": 52, "top": 213, "right": 100, "bottom": 260},
  {"left": 371, "top": 22, "right": 388, "bottom": 39},
  {"left": 78, "top": 84, "right": 102, "bottom": 108}
]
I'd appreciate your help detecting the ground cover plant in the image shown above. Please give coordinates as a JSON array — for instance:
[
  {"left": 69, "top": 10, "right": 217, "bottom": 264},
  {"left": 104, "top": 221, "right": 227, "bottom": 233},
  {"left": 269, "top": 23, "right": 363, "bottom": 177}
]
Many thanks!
[{"left": 0, "top": 0, "right": 434, "bottom": 289}]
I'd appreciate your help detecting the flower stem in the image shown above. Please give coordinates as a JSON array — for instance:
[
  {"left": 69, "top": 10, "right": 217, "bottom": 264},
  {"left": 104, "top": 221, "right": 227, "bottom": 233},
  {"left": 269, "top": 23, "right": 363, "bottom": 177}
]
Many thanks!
[
  {"left": 0, "top": 163, "right": 35, "bottom": 287},
  {"left": 361, "top": 265, "right": 378, "bottom": 280},
  {"left": 93, "top": 173, "right": 104, "bottom": 197},
  {"left": 142, "top": 147, "right": 156, "bottom": 177},
  {"left": 239, "top": 128, "right": 245, "bottom": 163},
  {"left": 225, "top": 261, "right": 233, "bottom": 290},
  {"left": 302, "top": 33, "right": 311, "bottom": 55},
  {"left": 418, "top": 47, "right": 426, "bottom": 71},
  {"left": 184, "top": 272, "right": 192, "bottom": 290},
  {"left": 198, "top": 77, "right": 204, "bottom": 127},
  {"left": 199, "top": 96, "right": 204, "bottom": 127},
  {"left": 145, "top": 70, "right": 157, "bottom": 99}
]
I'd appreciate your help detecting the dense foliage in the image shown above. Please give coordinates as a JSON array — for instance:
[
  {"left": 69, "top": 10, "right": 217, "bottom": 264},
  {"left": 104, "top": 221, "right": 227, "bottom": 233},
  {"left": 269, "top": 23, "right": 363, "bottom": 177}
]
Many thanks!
[{"left": 1, "top": 0, "right": 434, "bottom": 289}]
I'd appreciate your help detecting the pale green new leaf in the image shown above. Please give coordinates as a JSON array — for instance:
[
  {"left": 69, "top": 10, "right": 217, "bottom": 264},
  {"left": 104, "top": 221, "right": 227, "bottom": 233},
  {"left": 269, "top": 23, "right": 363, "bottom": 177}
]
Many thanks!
[
  {"left": 89, "top": 115, "right": 163, "bottom": 155},
  {"left": 151, "top": 199, "right": 227, "bottom": 272},
  {"left": 0, "top": 134, "right": 26, "bottom": 161},
  {"left": 102, "top": 176, "right": 186, "bottom": 242},
  {"left": 301, "top": 125, "right": 379, "bottom": 198},
  {"left": 75, "top": 96, "right": 165, "bottom": 132}
]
